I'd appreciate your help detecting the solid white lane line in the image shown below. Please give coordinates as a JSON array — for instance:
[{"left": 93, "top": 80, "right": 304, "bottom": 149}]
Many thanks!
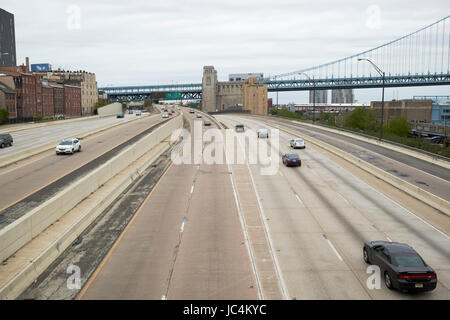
[
  {"left": 386, "top": 236, "right": 393, "bottom": 242},
  {"left": 295, "top": 194, "right": 304, "bottom": 205},
  {"left": 190, "top": 185, "right": 195, "bottom": 194},
  {"left": 180, "top": 221, "right": 185, "bottom": 233},
  {"left": 326, "top": 239, "right": 343, "bottom": 261}
]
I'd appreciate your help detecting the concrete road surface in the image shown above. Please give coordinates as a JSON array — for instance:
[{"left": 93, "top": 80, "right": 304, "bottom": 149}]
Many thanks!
[
  {"left": 79, "top": 109, "right": 258, "bottom": 300},
  {"left": 0, "top": 113, "right": 164, "bottom": 214},
  {"left": 217, "top": 114, "right": 450, "bottom": 300}
]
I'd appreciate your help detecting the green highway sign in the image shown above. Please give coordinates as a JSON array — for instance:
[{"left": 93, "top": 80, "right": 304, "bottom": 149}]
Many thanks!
[{"left": 166, "top": 92, "right": 181, "bottom": 99}]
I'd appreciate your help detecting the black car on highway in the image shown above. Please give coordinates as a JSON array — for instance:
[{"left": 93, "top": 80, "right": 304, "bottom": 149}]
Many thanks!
[
  {"left": 282, "top": 153, "right": 301, "bottom": 167},
  {"left": 0, "top": 133, "right": 13, "bottom": 148},
  {"left": 363, "top": 241, "right": 437, "bottom": 292}
]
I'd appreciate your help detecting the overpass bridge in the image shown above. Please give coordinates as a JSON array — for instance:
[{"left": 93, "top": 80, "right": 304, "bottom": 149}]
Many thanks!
[{"left": 100, "top": 16, "right": 450, "bottom": 102}]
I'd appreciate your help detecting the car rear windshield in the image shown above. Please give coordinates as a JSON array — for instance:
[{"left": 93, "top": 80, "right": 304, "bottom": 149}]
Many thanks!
[
  {"left": 393, "top": 254, "right": 425, "bottom": 267},
  {"left": 286, "top": 154, "right": 299, "bottom": 159},
  {"left": 59, "top": 141, "right": 73, "bottom": 145}
]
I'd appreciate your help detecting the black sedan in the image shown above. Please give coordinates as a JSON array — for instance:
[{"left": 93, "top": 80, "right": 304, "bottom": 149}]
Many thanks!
[
  {"left": 282, "top": 153, "right": 301, "bottom": 167},
  {"left": 363, "top": 241, "right": 437, "bottom": 292}
]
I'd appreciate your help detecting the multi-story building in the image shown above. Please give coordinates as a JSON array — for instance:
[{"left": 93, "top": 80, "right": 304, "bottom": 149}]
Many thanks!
[
  {"left": 63, "top": 84, "right": 81, "bottom": 117},
  {"left": 0, "top": 81, "right": 16, "bottom": 118},
  {"left": 243, "top": 77, "right": 268, "bottom": 115},
  {"left": 309, "top": 90, "right": 328, "bottom": 103},
  {"left": 371, "top": 99, "right": 433, "bottom": 124},
  {"left": 35, "top": 70, "right": 98, "bottom": 115},
  {"left": 332, "top": 89, "right": 354, "bottom": 103},
  {"left": 202, "top": 66, "right": 244, "bottom": 112},
  {"left": 51, "top": 84, "right": 65, "bottom": 116},
  {"left": 229, "top": 72, "right": 263, "bottom": 82},
  {"left": 41, "top": 84, "right": 54, "bottom": 117},
  {"left": 0, "top": 8, "right": 17, "bottom": 67}
]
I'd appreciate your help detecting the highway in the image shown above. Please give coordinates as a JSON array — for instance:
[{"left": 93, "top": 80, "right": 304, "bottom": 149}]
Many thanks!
[
  {"left": 0, "top": 113, "right": 166, "bottom": 220},
  {"left": 247, "top": 116, "right": 450, "bottom": 201},
  {"left": 0, "top": 113, "right": 141, "bottom": 161},
  {"left": 215, "top": 114, "right": 449, "bottom": 299},
  {"left": 75, "top": 109, "right": 258, "bottom": 299},
  {"left": 8, "top": 109, "right": 450, "bottom": 300}
]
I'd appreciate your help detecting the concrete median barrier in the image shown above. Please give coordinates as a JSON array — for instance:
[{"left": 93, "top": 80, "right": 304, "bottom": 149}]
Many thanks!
[
  {"left": 0, "top": 115, "right": 182, "bottom": 264},
  {"left": 277, "top": 124, "right": 450, "bottom": 217}
]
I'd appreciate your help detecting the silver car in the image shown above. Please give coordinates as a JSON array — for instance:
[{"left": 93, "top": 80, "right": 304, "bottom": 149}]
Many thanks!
[
  {"left": 56, "top": 138, "right": 81, "bottom": 155},
  {"left": 290, "top": 138, "right": 305, "bottom": 149}
]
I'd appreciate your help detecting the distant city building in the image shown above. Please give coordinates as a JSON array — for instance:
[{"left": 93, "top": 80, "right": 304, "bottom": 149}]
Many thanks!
[
  {"left": 371, "top": 99, "right": 433, "bottom": 124},
  {"left": 294, "top": 103, "right": 368, "bottom": 113},
  {"left": 202, "top": 66, "right": 243, "bottom": 112},
  {"left": 309, "top": 90, "right": 327, "bottom": 103},
  {"left": 35, "top": 70, "right": 98, "bottom": 115},
  {"left": 243, "top": 77, "right": 268, "bottom": 115},
  {"left": 229, "top": 73, "right": 263, "bottom": 82},
  {"left": 332, "top": 89, "right": 354, "bottom": 103},
  {"left": 413, "top": 96, "right": 450, "bottom": 125},
  {"left": 0, "top": 8, "right": 16, "bottom": 67}
]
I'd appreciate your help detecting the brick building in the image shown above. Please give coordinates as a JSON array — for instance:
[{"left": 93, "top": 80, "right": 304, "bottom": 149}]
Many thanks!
[
  {"left": 0, "top": 82, "right": 16, "bottom": 118},
  {"left": 64, "top": 85, "right": 81, "bottom": 117},
  {"left": 243, "top": 77, "right": 268, "bottom": 115},
  {"left": 41, "top": 84, "right": 54, "bottom": 117},
  {"left": 371, "top": 99, "right": 432, "bottom": 124}
]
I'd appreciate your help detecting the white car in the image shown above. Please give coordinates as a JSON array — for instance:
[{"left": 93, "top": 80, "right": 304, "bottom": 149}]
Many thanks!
[
  {"left": 257, "top": 128, "right": 269, "bottom": 138},
  {"left": 56, "top": 138, "right": 81, "bottom": 155},
  {"left": 162, "top": 112, "right": 169, "bottom": 118},
  {"left": 290, "top": 138, "right": 305, "bottom": 149},
  {"left": 196, "top": 113, "right": 202, "bottom": 118}
]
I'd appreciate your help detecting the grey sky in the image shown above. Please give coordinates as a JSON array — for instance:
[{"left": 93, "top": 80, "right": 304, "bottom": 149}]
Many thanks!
[{"left": 1, "top": 0, "right": 450, "bottom": 103}]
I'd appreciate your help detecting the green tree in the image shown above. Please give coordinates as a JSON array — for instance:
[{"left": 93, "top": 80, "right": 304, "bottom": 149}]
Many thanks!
[
  {"left": 0, "top": 108, "right": 9, "bottom": 123},
  {"left": 344, "top": 108, "right": 376, "bottom": 131},
  {"left": 385, "top": 116, "right": 411, "bottom": 137}
]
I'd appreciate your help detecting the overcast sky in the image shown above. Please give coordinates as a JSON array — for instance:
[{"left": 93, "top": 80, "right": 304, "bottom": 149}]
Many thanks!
[{"left": 2, "top": 0, "right": 450, "bottom": 103}]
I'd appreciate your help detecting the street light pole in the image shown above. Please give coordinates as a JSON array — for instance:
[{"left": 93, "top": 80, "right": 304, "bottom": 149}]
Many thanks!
[{"left": 358, "top": 58, "right": 385, "bottom": 140}]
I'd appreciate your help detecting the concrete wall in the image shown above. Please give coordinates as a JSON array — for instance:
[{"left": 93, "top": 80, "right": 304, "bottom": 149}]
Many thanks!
[
  {"left": 202, "top": 66, "right": 217, "bottom": 112},
  {"left": 371, "top": 99, "right": 433, "bottom": 123},
  {"left": 0, "top": 115, "right": 182, "bottom": 263},
  {"left": 97, "top": 102, "right": 122, "bottom": 117},
  {"left": 217, "top": 81, "right": 243, "bottom": 111}
]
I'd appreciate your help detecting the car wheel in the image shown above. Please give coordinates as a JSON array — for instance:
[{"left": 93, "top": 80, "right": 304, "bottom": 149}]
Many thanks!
[
  {"left": 71, "top": 149, "right": 74, "bottom": 154},
  {"left": 0, "top": 143, "right": 4, "bottom": 148},
  {"left": 9, "top": 142, "right": 12, "bottom": 147},
  {"left": 363, "top": 248, "right": 370, "bottom": 263},
  {"left": 385, "top": 272, "right": 394, "bottom": 290},
  {"left": 78, "top": 146, "right": 82, "bottom": 152}
]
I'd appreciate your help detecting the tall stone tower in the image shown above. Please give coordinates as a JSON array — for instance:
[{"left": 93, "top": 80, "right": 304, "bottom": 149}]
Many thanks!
[{"left": 202, "top": 66, "right": 218, "bottom": 112}]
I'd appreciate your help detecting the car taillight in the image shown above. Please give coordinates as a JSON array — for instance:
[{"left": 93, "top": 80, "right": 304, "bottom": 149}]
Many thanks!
[{"left": 398, "top": 274, "right": 436, "bottom": 279}]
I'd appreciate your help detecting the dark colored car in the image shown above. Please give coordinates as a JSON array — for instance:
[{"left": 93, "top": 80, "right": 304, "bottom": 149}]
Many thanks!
[
  {"left": 282, "top": 153, "right": 301, "bottom": 167},
  {"left": 235, "top": 124, "right": 244, "bottom": 132},
  {"left": 363, "top": 241, "right": 437, "bottom": 292},
  {"left": 0, "top": 133, "right": 13, "bottom": 148}
]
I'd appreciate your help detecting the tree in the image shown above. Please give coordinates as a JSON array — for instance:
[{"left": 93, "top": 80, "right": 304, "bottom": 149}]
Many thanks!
[
  {"left": 385, "top": 116, "right": 411, "bottom": 137},
  {"left": 344, "top": 108, "right": 376, "bottom": 131},
  {"left": 0, "top": 109, "right": 9, "bottom": 123}
]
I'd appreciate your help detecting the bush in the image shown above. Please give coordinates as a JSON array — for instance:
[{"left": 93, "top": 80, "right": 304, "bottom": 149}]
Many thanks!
[
  {"left": 385, "top": 116, "right": 410, "bottom": 137},
  {"left": 0, "top": 108, "right": 10, "bottom": 122}
]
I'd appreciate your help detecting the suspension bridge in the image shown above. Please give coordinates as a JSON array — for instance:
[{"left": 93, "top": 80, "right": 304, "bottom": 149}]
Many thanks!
[{"left": 100, "top": 16, "right": 450, "bottom": 102}]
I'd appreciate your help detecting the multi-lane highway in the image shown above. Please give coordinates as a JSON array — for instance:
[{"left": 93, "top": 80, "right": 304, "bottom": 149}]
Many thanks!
[{"left": 4, "top": 108, "right": 449, "bottom": 300}]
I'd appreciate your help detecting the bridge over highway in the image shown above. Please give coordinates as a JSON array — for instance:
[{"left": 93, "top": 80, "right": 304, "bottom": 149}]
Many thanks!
[{"left": 100, "top": 16, "right": 450, "bottom": 102}]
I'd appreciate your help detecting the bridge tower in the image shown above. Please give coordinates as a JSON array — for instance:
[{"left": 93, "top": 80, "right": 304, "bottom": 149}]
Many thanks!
[{"left": 202, "top": 66, "right": 218, "bottom": 112}]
